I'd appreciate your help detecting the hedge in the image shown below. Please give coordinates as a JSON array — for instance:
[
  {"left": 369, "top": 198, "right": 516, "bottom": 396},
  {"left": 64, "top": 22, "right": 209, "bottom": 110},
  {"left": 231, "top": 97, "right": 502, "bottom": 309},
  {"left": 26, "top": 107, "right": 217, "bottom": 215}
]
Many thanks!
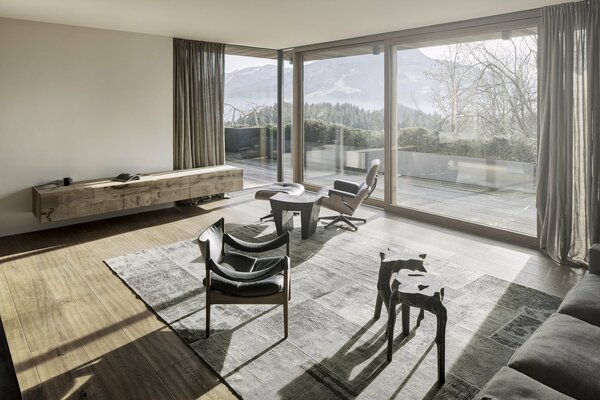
[{"left": 266, "top": 122, "right": 536, "bottom": 163}]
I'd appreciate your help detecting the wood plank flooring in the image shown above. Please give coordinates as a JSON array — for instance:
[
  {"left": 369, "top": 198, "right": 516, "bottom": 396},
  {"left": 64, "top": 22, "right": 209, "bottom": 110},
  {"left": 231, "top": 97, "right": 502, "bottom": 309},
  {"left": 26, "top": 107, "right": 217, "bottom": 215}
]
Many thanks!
[{"left": 0, "top": 189, "right": 586, "bottom": 399}]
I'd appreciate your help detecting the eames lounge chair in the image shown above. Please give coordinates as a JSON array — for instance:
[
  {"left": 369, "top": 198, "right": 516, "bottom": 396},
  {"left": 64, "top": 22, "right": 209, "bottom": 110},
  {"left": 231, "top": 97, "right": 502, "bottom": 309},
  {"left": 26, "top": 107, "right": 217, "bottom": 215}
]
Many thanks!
[
  {"left": 198, "top": 218, "right": 291, "bottom": 338},
  {"left": 318, "top": 159, "right": 380, "bottom": 231}
]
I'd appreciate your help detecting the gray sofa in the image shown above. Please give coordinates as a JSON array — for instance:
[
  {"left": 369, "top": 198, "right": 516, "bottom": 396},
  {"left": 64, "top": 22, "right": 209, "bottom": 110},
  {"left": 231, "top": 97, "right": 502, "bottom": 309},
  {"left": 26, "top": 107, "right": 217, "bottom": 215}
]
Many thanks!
[{"left": 476, "top": 244, "right": 600, "bottom": 400}]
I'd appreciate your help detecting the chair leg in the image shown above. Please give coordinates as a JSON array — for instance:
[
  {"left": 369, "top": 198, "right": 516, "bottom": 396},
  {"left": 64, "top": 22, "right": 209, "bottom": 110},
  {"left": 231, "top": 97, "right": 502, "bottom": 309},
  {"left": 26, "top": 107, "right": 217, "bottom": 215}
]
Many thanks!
[
  {"left": 340, "top": 216, "right": 358, "bottom": 231},
  {"left": 325, "top": 215, "right": 344, "bottom": 228},
  {"left": 283, "top": 297, "right": 289, "bottom": 339},
  {"left": 205, "top": 300, "right": 211, "bottom": 338},
  {"left": 346, "top": 216, "right": 367, "bottom": 223},
  {"left": 320, "top": 213, "right": 365, "bottom": 231},
  {"left": 260, "top": 211, "right": 273, "bottom": 221},
  {"left": 318, "top": 215, "right": 338, "bottom": 221},
  {"left": 319, "top": 214, "right": 343, "bottom": 228}
]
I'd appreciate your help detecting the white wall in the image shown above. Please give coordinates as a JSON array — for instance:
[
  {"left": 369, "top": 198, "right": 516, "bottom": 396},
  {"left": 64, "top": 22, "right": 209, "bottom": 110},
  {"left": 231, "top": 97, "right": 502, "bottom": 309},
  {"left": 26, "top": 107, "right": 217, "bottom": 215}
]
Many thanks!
[{"left": 0, "top": 18, "right": 173, "bottom": 237}]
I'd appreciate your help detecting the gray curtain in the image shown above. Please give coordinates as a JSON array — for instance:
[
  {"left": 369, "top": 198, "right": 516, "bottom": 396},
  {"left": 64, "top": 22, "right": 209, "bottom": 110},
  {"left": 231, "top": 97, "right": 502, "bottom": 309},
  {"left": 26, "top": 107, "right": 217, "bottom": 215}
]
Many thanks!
[
  {"left": 538, "top": 0, "right": 600, "bottom": 265},
  {"left": 173, "top": 39, "right": 225, "bottom": 169}
]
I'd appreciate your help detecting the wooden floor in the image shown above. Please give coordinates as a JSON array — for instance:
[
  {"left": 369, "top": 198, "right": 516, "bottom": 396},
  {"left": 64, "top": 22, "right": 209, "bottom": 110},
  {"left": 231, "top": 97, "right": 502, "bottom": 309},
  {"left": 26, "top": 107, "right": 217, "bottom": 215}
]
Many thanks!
[{"left": 0, "top": 189, "right": 586, "bottom": 400}]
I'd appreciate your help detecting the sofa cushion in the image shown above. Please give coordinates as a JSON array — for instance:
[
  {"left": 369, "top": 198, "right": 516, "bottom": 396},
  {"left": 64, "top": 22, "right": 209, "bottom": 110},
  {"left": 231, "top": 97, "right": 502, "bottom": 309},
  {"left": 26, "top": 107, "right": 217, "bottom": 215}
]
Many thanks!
[
  {"left": 508, "top": 313, "right": 600, "bottom": 400},
  {"left": 475, "top": 366, "right": 574, "bottom": 400},
  {"left": 557, "top": 273, "right": 600, "bottom": 327}
]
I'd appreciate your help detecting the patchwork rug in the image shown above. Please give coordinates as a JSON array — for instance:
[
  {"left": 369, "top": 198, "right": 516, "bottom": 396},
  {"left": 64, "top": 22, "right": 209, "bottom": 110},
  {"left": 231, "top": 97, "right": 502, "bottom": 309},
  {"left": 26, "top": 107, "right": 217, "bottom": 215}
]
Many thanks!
[{"left": 104, "top": 218, "right": 561, "bottom": 400}]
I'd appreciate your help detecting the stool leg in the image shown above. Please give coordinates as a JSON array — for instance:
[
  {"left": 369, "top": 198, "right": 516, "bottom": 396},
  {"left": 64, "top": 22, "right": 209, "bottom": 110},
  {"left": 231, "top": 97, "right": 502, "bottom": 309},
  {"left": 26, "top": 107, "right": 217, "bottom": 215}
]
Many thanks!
[
  {"left": 436, "top": 306, "right": 447, "bottom": 384},
  {"left": 374, "top": 293, "right": 383, "bottom": 320},
  {"left": 416, "top": 308, "right": 425, "bottom": 327},
  {"left": 401, "top": 303, "right": 410, "bottom": 336},
  {"left": 387, "top": 294, "right": 399, "bottom": 362},
  {"left": 205, "top": 302, "right": 211, "bottom": 338}
]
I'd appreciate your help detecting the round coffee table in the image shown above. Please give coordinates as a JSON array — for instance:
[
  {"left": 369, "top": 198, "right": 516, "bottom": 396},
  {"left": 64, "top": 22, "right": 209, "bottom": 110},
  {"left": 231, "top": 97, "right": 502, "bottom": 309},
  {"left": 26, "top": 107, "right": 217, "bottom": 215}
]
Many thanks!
[{"left": 386, "top": 269, "right": 447, "bottom": 384}]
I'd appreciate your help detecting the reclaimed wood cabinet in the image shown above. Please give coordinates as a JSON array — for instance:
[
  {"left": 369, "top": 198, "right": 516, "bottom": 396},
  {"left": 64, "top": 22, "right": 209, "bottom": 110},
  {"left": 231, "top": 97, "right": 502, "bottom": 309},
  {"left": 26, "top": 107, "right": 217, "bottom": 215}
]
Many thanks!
[{"left": 32, "top": 166, "right": 243, "bottom": 223}]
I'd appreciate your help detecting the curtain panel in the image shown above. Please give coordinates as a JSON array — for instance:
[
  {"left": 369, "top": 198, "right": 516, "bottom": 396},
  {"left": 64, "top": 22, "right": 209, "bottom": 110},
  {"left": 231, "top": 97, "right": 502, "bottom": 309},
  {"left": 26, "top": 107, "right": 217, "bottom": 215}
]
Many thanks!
[
  {"left": 173, "top": 39, "right": 225, "bottom": 169},
  {"left": 538, "top": 0, "right": 600, "bottom": 265}
]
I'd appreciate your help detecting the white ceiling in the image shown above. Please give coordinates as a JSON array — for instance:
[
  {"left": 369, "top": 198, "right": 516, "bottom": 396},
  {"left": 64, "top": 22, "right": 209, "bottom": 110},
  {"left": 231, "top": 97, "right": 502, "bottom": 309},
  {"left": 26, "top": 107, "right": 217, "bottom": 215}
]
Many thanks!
[{"left": 0, "top": 0, "right": 574, "bottom": 49}]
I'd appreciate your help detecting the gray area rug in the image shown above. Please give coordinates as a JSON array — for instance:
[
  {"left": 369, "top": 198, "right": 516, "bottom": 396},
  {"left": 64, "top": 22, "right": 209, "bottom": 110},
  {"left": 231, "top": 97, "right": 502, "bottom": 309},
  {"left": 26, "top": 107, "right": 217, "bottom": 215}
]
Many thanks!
[{"left": 104, "top": 218, "right": 561, "bottom": 400}]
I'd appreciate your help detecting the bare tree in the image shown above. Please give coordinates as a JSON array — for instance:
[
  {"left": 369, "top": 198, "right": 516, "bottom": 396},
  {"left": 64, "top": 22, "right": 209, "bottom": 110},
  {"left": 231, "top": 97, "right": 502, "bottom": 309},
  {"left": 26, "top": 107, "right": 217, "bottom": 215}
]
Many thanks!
[
  {"left": 467, "top": 35, "right": 537, "bottom": 139},
  {"left": 427, "top": 34, "right": 537, "bottom": 141},
  {"left": 224, "top": 103, "right": 271, "bottom": 127},
  {"left": 425, "top": 43, "right": 478, "bottom": 136}
]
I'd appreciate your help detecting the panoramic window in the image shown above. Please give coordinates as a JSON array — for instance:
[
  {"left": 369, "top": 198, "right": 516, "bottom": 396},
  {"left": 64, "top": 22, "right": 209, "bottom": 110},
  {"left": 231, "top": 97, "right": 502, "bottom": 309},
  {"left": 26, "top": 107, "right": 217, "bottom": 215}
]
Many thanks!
[
  {"left": 282, "top": 56, "right": 294, "bottom": 181},
  {"left": 302, "top": 45, "right": 385, "bottom": 200},
  {"left": 224, "top": 52, "right": 280, "bottom": 188},
  {"left": 393, "top": 28, "right": 538, "bottom": 235}
]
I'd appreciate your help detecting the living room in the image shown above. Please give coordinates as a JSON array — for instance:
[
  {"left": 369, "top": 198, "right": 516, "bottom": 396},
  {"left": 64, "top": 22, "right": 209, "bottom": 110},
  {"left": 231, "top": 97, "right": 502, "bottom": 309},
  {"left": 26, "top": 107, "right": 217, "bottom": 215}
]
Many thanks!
[{"left": 0, "top": 1, "right": 598, "bottom": 399}]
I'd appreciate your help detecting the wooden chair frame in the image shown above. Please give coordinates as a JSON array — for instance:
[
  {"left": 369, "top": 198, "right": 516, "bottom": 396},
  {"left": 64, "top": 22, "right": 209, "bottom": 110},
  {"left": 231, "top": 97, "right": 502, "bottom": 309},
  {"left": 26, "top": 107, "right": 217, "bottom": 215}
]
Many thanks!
[{"left": 199, "top": 218, "right": 291, "bottom": 339}]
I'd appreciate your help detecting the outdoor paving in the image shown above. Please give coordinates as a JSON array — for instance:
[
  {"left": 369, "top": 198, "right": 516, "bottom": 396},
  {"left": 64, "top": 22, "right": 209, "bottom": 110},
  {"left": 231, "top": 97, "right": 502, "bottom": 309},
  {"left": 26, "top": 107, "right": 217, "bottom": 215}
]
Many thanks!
[{"left": 227, "top": 157, "right": 537, "bottom": 236}]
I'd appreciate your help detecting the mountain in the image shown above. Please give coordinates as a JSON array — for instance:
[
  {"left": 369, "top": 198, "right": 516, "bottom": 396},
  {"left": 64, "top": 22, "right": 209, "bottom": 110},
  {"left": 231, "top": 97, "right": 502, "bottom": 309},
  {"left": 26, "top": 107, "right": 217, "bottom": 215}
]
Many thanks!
[{"left": 224, "top": 49, "right": 438, "bottom": 117}]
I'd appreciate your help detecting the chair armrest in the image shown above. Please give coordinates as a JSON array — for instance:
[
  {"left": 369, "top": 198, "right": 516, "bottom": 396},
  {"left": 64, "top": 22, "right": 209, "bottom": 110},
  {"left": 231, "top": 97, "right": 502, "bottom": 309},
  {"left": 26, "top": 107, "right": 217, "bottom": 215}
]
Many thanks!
[
  {"left": 224, "top": 232, "right": 290, "bottom": 255},
  {"left": 589, "top": 244, "right": 600, "bottom": 274},
  {"left": 333, "top": 179, "right": 360, "bottom": 195},
  {"left": 328, "top": 188, "right": 357, "bottom": 199},
  {"left": 209, "top": 257, "right": 289, "bottom": 282}
]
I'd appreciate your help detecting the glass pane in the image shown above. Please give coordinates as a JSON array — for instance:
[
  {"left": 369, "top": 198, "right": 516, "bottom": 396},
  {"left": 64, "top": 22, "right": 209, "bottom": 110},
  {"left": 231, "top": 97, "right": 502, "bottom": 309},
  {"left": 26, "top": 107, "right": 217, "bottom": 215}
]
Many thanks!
[
  {"left": 283, "top": 56, "right": 293, "bottom": 181},
  {"left": 302, "top": 45, "right": 384, "bottom": 200},
  {"left": 394, "top": 28, "right": 537, "bottom": 235},
  {"left": 224, "top": 54, "right": 278, "bottom": 188}
]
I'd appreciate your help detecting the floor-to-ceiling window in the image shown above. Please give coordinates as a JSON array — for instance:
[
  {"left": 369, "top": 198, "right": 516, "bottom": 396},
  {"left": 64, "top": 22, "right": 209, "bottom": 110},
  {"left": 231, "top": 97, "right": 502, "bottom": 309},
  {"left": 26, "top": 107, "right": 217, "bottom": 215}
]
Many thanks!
[
  {"left": 391, "top": 28, "right": 538, "bottom": 235},
  {"left": 224, "top": 50, "right": 280, "bottom": 188},
  {"left": 301, "top": 45, "right": 385, "bottom": 200},
  {"left": 237, "top": 14, "right": 540, "bottom": 239},
  {"left": 282, "top": 54, "right": 294, "bottom": 182}
]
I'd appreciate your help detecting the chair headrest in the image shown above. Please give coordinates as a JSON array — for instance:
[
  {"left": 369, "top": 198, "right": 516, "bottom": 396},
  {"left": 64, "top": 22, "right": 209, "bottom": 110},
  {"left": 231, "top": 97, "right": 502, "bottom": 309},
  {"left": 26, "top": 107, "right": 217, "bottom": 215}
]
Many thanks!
[{"left": 366, "top": 159, "right": 380, "bottom": 186}]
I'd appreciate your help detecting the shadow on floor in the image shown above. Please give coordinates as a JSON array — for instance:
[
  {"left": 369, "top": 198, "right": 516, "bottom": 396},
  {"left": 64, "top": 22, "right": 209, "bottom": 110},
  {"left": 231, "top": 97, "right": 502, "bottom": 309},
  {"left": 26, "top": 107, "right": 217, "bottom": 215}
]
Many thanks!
[
  {"left": 0, "top": 196, "right": 237, "bottom": 262},
  {"left": 15, "top": 326, "right": 227, "bottom": 399},
  {"left": 0, "top": 318, "right": 21, "bottom": 400}
]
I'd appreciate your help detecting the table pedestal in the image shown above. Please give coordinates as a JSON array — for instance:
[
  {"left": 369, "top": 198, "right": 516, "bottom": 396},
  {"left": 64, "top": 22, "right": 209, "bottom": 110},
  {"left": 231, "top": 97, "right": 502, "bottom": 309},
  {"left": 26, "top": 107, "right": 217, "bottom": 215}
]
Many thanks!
[{"left": 270, "top": 193, "right": 323, "bottom": 240}]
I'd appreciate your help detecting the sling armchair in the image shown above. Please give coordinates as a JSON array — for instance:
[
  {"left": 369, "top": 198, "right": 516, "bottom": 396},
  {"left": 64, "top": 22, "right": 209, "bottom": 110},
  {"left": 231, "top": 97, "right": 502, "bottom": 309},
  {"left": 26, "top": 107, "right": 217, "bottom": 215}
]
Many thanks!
[
  {"left": 318, "top": 159, "right": 380, "bottom": 231},
  {"left": 198, "top": 218, "right": 291, "bottom": 339}
]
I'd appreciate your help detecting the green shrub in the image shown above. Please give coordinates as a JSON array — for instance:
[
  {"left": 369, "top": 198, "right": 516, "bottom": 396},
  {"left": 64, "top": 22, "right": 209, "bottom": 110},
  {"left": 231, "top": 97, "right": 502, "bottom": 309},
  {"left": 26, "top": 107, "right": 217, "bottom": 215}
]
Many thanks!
[{"left": 271, "top": 121, "right": 536, "bottom": 163}]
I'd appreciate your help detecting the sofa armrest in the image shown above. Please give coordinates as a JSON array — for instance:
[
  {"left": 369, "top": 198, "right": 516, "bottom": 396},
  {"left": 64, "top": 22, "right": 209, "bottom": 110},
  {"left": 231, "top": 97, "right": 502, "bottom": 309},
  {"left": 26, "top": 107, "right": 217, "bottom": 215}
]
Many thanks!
[{"left": 589, "top": 244, "right": 600, "bottom": 274}]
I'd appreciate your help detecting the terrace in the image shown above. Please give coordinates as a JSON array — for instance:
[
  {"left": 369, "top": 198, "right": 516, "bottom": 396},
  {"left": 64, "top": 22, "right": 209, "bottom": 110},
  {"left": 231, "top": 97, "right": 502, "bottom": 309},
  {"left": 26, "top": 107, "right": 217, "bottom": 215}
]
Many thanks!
[{"left": 226, "top": 152, "right": 537, "bottom": 236}]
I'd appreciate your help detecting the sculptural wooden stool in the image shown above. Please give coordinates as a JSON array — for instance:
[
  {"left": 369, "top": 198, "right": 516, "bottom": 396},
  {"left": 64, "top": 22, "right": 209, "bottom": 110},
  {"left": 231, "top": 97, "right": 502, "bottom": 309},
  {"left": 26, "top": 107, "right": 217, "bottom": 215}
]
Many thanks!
[
  {"left": 374, "top": 248, "right": 427, "bottom": 320},
  {"left": 386, "top": 269, "right": 447, "bottom": 384}
]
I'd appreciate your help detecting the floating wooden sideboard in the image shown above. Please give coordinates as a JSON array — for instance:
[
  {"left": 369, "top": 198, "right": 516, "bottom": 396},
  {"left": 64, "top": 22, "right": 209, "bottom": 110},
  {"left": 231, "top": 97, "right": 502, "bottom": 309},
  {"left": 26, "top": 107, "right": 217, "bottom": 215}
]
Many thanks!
[{"left": 32, "top": 166, "right": 243, "bottom": 223}]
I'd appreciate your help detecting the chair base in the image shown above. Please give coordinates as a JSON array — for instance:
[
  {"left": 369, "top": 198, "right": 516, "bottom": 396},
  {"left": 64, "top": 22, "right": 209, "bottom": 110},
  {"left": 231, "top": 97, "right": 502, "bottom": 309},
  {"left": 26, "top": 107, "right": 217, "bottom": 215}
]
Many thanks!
[
  {"left": 260, "top": 212, "right": 273, "bottom": 221},
  {"left": 206, "top": 290, "right": 289, "bottom": 339},
  {"left": 318, "top": 214, "right": 367, "bottom": 231}
]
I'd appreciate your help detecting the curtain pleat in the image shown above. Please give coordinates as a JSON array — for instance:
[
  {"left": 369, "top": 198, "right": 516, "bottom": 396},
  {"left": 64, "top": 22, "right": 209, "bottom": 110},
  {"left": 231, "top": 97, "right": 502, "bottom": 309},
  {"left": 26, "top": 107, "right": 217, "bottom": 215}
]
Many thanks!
[
  {"left": 538, "top": 0, "right": 600, "bottom": 265},
  {"left": 173, "top": 39, "right": 225, "bottom": 169}
]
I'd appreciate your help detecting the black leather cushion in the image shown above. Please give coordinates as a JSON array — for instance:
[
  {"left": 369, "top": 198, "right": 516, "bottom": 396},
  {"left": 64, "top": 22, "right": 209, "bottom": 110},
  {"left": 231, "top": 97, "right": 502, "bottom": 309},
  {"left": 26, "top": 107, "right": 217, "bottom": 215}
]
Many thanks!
[
  {"left": 205, "top": 273, "right": 284, "bottom": 297},
  {"left": 204, "top": 255, "right": 286, "bottom": 297},
  {"left": 221, "top": 252, "right": 256, "bottom": 272}
]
